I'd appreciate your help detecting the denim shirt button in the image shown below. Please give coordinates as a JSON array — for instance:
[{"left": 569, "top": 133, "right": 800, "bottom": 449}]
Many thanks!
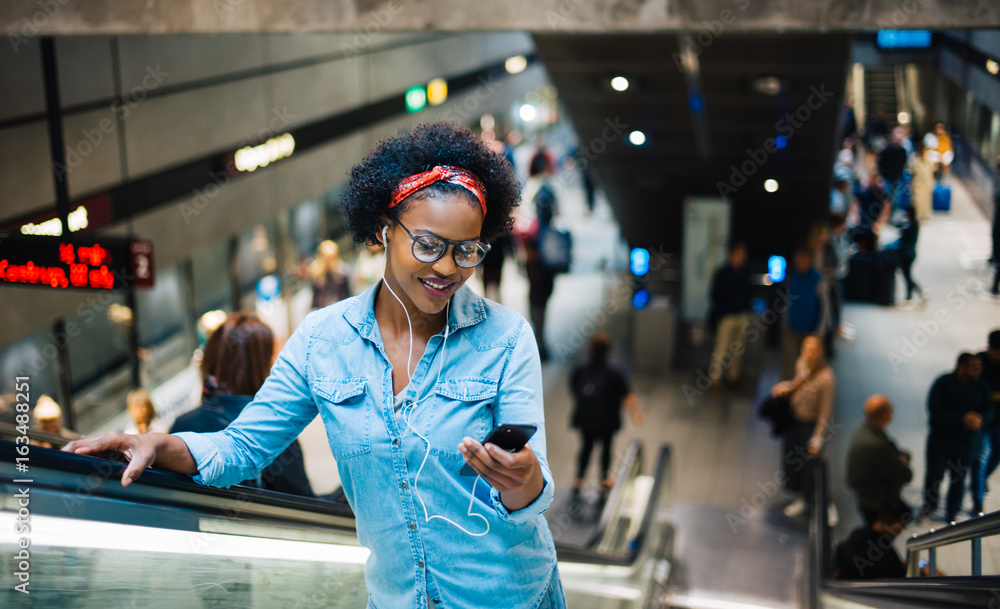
[
  {"left": 418, "top": 560, "right": 424, "bottom": 568},
  {"left": 401, "top": 481, "right": 408, "bottom": 489},
  {"left": 393, "top": 438, "right": 400, "bottom": 446},
  {"left": 409, "top": 522, "right": 416, "bottom": 530}
]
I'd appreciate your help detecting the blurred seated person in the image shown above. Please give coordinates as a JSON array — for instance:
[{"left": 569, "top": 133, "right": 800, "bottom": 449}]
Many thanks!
[
  {"left": 833, "top": 501, "right": 911, "bottom": 579},
  {"left": 170, "top": 312, "right": 315, "bottom": 498},
  {"left": 853, "top": 171, "right": 892, "bottom": 252},
  {"left": 124, "top": 388, "right": 158, "bottom": 434},
  {"left": 32, "top": 395, "right": 81, "bottom": 447}
]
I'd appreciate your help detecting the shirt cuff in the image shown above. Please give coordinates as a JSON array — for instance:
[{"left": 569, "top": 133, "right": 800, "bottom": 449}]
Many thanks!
[
  {"left": 489, "top": 473, "right": 553, "bottom": 524},
  {"left": 172, "top": 431, "right": 223, "bottom": 486}
]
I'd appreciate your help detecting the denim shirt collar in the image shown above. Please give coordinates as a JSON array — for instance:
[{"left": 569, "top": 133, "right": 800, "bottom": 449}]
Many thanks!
[{"left": 342, "top": 280, "right": 487, "bottom": 342}]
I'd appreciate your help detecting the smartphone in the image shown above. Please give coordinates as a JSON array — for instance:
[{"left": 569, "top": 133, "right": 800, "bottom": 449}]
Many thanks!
[{"left": 459, "top": 424, "right": 537, "bottom": 476}]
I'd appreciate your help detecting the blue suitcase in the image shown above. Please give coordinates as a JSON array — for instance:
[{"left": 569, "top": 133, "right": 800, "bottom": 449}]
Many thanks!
[{"left": 932, "top": 182, "right": 951, "bottom": 212}]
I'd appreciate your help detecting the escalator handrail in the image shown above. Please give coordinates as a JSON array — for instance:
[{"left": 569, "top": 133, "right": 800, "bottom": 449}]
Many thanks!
[
  {"left": 1, "top": 436, "right": 674, "bottom": 569},
  {"left": 554, "top": 444, "right": 671, "bottom": 568},
  {"left": 0, "top": 421, "right": 72, "bottom": 448},
  {"left": 811, "top": 458, "right": 1000, "bottom": 609},
  {"left": 0, "top": 438, "right": 356, "bottom": 523},
  {"left": 905, "top": 511, "right": 1000, "bottom": 552},
  {"left": 588, "top": 438, "right": 643, "bottom": 548}
]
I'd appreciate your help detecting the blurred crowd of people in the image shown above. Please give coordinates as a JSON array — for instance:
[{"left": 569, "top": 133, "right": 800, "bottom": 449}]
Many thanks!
[{"left": 834, "top": 329, "right": 1000, "bottom": 578}]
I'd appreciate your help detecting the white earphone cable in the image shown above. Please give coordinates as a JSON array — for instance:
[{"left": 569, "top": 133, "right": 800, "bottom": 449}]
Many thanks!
[{"left": 380, "top": 226, "right": 489, "bottom": 537}]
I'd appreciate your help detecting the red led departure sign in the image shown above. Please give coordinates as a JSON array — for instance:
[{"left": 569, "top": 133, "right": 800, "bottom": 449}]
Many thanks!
[{"left": 0, "top": 235, "right": 154, "bottom": 291}]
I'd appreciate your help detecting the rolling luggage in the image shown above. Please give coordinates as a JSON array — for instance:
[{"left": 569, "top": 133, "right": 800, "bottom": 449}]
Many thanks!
[
  {"left": 844, "top": 253, "right": 875, "bottom": 302},
  {"left": 932, "top": 182, "right": 951, "bottom": 212}
]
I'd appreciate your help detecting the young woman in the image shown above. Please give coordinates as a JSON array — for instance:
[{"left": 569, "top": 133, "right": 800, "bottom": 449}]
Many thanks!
[
  {"left": 64, "top": 122, "right": 565, "bottom": 608},
  {"left": 771, "top": 335, "right": 836, "bottom": 521}
]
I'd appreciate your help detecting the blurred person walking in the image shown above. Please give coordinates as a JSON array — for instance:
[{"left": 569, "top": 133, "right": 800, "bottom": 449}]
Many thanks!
[
  {"left": 909, "top": 141, "right": 935, "bottom": 221},
  {"left": 771, "top": 336, "right": 836, "bottom": 522},
  {"left": 480, "top": 234, "right": 511, "bottom": 303},
  {"left": 309, "top": 240, "right": 352, "bottom": 310},
  {"left": 569, "top": 332, "right": 644, "bottom": 500},
  {"left": 971, "top": 330, "right": 1000, "bottom": 514},
  {"left": 920, "top": 353, "right": 993, "bottom": 522},
  {"left": 991, "top": 157, "right": 1000, "bottom": 295},
  {"left": 924, "top": 123, "right": 954, "bottom": 180},
  {"left": 824, "top": 213, "right": 852, "bottom": 353},
  {"left": 846, "top": 394, "right": 912, "bottom": 525},
  {"left": 877, "top": 130, "right": 908, "bottom": 202},
  {"left": 885, "top": 207, "right": 925, "bottom": 306},
  {"left": 781, "top": 247, "right": 828, "bottom": 380},
  {"left": 170, "top": 312, "right": 315, "bottom": 498},
  {"left": 707, "top": 241, "right": 752, "bottom": 393},
  {"left": 515, "top": 151, "right": 560, "bottom": 361}
]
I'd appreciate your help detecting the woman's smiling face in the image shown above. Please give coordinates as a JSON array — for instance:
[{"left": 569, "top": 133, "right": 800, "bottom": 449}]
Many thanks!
[{"left": 382, "top": 190, "right": 485, "bottom": 317}]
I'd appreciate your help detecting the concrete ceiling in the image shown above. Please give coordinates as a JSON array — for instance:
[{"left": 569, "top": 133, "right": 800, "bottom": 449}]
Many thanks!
[
  {"left": 533, "top": 33, "right": 852, "bottom": 256},
  {"left": 2, "top": 1, "right": 999, "bottom": 34}
]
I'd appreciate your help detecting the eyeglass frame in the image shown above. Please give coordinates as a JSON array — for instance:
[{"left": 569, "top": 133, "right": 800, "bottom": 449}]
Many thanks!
[{"left": 392, "top": 218, "right": 492, "bottom": 268}]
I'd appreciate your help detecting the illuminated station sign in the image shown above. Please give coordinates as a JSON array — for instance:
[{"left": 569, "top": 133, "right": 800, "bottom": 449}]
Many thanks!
[{"left": 0, "top": 235, "right": 154, "bottom": 290}]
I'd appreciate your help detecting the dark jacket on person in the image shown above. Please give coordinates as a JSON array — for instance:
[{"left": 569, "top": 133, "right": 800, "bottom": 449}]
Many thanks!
[
  {"left": 927, "top": 373, "right": 994, "bottom": 444},
  {"left": 877, "top": 144, "right": 908, "bottom": 182},
  {"left": 978, "top": 351, "right": 1000, "bottom": 428},
  {"left": 708, "top": 263, "right": 751, "bottom": 331},
  {"left": 846, "top": 422, "right": 912, "bottom": 513},
  {"left": 170, "top": 393, "right": 315, "bottom": 497},
  {"left": 834, "top": 526, "right": 906, "bottom": 579},
  {"left": 786, "top": 268, "right": 826, "bottom": 333},
  {"left": 569, "top": 362, "right": 630, "bottom": 435},
  {"left": 896, "top": 220, "right": 919, "bottom": 260}
]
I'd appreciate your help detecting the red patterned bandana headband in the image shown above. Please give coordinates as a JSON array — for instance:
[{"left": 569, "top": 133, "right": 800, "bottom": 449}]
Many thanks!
[{"left": 389, "top": 165, "right": 487, "bottom": 216}]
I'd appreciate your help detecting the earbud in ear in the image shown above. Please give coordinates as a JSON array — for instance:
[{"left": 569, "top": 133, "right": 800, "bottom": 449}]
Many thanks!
[{"left": 381, "top": 225, "right": 389, "bottom": 246}]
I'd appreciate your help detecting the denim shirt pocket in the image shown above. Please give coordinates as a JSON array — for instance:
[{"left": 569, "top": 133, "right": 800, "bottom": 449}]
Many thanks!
[
  {"left": 313, "top": 377, "right": 371, "bottom": 459},
  {"left": 428, "top": 377, "right": 497, "bottom": 460}
]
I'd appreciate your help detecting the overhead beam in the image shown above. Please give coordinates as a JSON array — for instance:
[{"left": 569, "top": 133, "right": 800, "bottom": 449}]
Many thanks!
[{"left": 2, "top": 0, "right": 1000, "bottom": 36}]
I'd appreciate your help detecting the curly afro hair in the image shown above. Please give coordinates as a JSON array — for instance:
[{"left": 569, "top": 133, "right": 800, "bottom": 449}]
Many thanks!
[{"left": 342, "top": 121, "right": 520, "bottom": 245}]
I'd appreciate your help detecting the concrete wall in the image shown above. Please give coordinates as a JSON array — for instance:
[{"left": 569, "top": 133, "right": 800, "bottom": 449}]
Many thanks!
[{"left": 0, "top": 31, "right": 538, "bottom": 348}]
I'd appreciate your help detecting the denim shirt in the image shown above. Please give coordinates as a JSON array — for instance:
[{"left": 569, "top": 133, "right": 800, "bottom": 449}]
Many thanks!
[{"left": 174, "top": 282, "right": 558, "bottom": 608}]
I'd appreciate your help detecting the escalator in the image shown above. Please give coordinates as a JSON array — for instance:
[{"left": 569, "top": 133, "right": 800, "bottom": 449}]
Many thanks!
[
  {"left": 810, "top": 460, "right": 1000, "bottom": 609},
  {"left": 0, "top": 426, "right": 674, "bottom": 608}
]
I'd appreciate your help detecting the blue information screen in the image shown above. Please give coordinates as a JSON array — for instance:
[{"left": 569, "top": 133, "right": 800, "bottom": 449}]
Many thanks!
[{"left": 876, "top": 30, "right": 932, "bottom": 49}]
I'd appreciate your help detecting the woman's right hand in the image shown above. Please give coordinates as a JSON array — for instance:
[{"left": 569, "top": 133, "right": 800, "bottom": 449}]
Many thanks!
[
  {"left": 62, "top": 432, "right": 159, "bottom": 487},
  {"left": 771, "top": 381, "right": 791, "bottom": 398}
]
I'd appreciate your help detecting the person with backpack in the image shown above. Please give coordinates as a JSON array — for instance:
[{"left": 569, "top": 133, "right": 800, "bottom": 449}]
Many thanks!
[
  {"left": 569, "top": 332, "right": 644, "bottom": 501},
  {"left": 516, "top": 150, "right": 560, "bottom": 361}
]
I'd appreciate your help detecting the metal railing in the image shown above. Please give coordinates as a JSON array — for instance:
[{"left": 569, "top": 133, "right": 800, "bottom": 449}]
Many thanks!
[
  {"left": 905, "top": 510, "right": 1000, "bottom": 578},
  {"left": 810, "top": 458, "right": 1000, "bottom": 609}
]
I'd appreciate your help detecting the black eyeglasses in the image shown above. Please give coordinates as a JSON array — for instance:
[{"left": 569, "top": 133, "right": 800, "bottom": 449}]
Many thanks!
[{"left": 394, "top": 219, "right": 491, "bottom": 268}]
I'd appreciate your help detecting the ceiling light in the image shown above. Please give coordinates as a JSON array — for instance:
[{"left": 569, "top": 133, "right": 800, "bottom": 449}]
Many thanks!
[
  {"left": 505, "top": 55, "right": 527, "bottom": 74},
  {"left": 628, "top": 131, "right": 646, "bottom": 146},
  {"left": 752, "top": 76, "right": 782, "bottom": 96},
  {"left": 987, "top": 59, "right": 999, "bottom": 75},
  {"left": 764, "top": 179, "right": 778, "bottom": 193},
  {"left": 519, "top": 104, "right": 536, "bottom": 121},
  {"left": 611, "top": 76, "right": 629, "bottom": 92},
  {"left": 897, "top": 111, "right": 910, "bottom": 124}
]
